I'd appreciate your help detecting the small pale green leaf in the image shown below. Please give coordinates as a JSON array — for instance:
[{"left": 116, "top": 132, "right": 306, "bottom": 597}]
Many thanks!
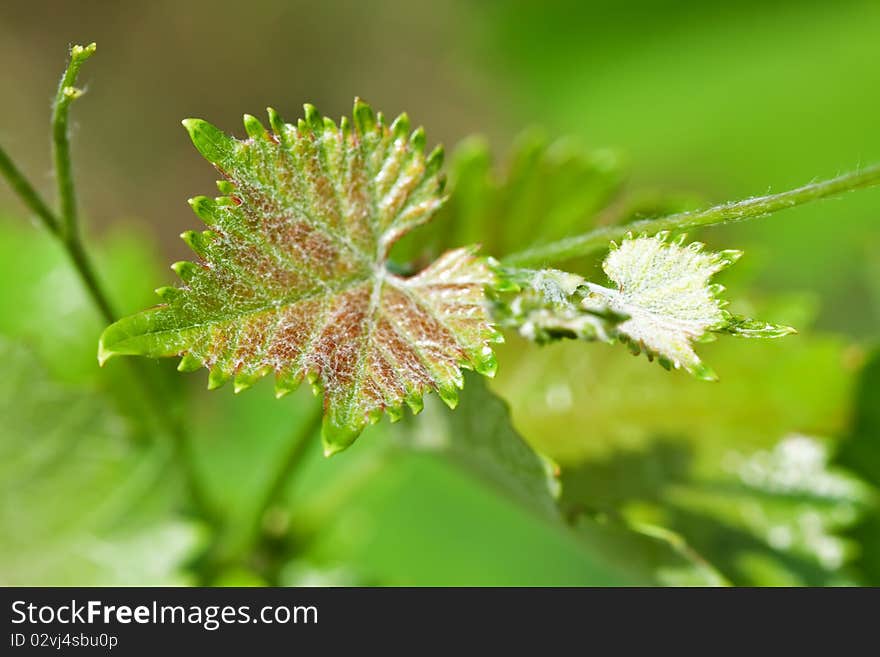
[
  {"left": 584, "top": 233, "right": 792, "bottom": 379},
  {"left": 99, "top": 100, "right": 499, "bottom": 452}
]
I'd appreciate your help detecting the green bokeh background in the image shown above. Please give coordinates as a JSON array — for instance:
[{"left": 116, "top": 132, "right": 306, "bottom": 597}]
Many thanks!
[{"left": 1, "top": 0, "right": 878, "bottom": 586}]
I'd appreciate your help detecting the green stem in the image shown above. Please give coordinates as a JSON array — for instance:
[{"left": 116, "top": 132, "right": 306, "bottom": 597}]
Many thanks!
[
  {"left": 203, "top": 403, "right": 322, "bottom": 575},
  {"left": 0, "top": 43, "right": 216, "bottom": 523},
  {"left": 48, "top": 43, "right": 117, "bottom": 324},
  {"left": 64, "top": 232, "right": 116, "bottom": 324},
  {"left": 503, "top": 163, "right": 880, "bottom": 266},
  {"left": 52, "top": 43, "right": 95, "bottom": 242},
  {"left": 253, "top": 402, "right": 324, "bottom": 528},
  {"left": 0, "top": 146, "right": 59, "bottom": 235}
]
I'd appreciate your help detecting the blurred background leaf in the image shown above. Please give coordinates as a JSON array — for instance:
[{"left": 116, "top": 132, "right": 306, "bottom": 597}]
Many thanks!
[
  {"left": 837, "top": 349, "right": 880, "bottom": 583},
  {"left": 0, "top": 337, "right": 203, "bottom": 585}
]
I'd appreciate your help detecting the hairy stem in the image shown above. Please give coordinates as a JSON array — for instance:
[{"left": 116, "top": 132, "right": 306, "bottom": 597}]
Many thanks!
[
  {"left": 503, "top": 164, "right": 880, "bottom": 266},
  {"left": 52, "top": 43, "right": 94, "bottom": 242},
  {"left": 48, "top": 43, "right": 118, "bottom": 324}
]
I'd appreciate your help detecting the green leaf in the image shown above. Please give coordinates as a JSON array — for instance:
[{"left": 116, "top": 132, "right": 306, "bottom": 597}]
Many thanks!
[
  {"left": 495, "top": 233, "right": 793, "bottom": 380},
  {"left": 667, "top": 434, "right": 871, "bottom": 582},
  {"left": 491, "top": 313, "right": 868, "bottom": 584},
  {"left": 98, "top": 100, "right": 501, "bottom": 454},
  {"left": 0, "top": 338, "right": 202, "bottom": 585},
  {"left": 837, "top": 348, "right": 880, "bottom": 584},
  {"left": 583, "top": 233, "right": 794, "bottom": 379},
  {"left": 393, "top": 374, "right": 727, "bottom": 585},
  {"left": 396, "top": 373, "right": 561, "bottom": 518}
]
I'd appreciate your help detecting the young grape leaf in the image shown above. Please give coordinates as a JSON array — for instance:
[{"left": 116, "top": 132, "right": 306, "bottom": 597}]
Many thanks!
[
  {"left": 98, "top": 100, "right": 501, "bottom": 454},
  {"left": 583, "top": 233, "right": 795, "bottom": 380},
  {"left": 495, "top": 233, "right": 793, "bottom": 380}
]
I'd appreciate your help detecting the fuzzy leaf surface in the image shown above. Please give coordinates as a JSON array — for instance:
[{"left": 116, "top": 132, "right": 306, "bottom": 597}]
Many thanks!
[
  {"left": 98, "top": 101, "right": 500, "bottom": 453},
  {"left": 583, "top": 234, "right": 794, "bottom": 380}
]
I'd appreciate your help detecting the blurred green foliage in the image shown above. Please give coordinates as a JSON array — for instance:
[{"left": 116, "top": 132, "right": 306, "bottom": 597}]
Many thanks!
[{"left": 1, "top": 0, "right": 879, "bottom": 586}]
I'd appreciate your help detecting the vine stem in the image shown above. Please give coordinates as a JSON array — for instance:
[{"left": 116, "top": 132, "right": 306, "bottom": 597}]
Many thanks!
[
  {"left": 503, "top": 163, "right": 880, "bottom": 266},
  {"left": 53, "top": 43, "right": 93, "bottom": 242},
  {"left": 0, "top": 146, "right": 59, "bottom": 234},
  {"left": 50, "top": 43, "right": 117, "bottom": 324},
  {"left": 0, "top": 44, "right": 216, "bottom": 522},
  {"left": 205, "top": 402, "right": 323, "bottom": 574},
  {"left": 253, "top": 402, "right": 324, "bottom": 532}
]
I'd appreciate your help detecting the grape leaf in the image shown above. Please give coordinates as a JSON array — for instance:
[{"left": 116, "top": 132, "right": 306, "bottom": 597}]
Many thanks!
[
  {"left": 584, "top": 233, "right": 795, "bottom": 380},
  {"left": 393, "top": 374, "right": 727, "bottom": 585},
  {"left": 98, "top": 100, "right": 501, "bottom": 454},
  {"left": 396, "top": 373, "right": 561, "bottom": 518},
  {"left": 581, "top": 233, "right": 736, "bottom": 380},
  {"left": 495, "top": 233, "right": 793, "bottom": 380}
]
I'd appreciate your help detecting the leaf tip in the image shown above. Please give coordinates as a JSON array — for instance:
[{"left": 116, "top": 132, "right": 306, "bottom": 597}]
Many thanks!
[
  {"left": 207, "top": 368, "right": 231, "bottom": 390},
  {"left": 474, "top": 347, "right": 498, "bottom": 378},
  {"left": 303, "top": 103, "right": 322, "bottom": 133},
  {"left": 321, "top": 419, "right": 360, "bottom": 457},
  {"left": 171, "top": 260, "right": 199, "bottom": 283},
  {"left": 182, "top": 118, "right": 231, "bottom": 164},
  {"left": 177, "top": 353, "right": 202, "bottom": 373},
  {"left": 438, "top": 385, "right": 459, "bottom": 409},
  {"left": 352, "top": 97, "right": 376, "bottom": 135},
  {"left": 390, "top": 112, "right": 411, "bottom": 139},
  {"left": 154, "top": 286, "right": 180, "bottom": 302},
  {"left": 96, "top": 336, "right": 115, "bottom": 367},
  {"left": 274, "top": 372, "right": 301, "bottom": 399},
  {"left": 692, "top": 362, "right": 719, "bottom": 382},
  {"left": 242, "top": 113, "right": 267, "bottom": 140},
  {"left": 410, "top": 126, "right": 427, "bottom": 152}
]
